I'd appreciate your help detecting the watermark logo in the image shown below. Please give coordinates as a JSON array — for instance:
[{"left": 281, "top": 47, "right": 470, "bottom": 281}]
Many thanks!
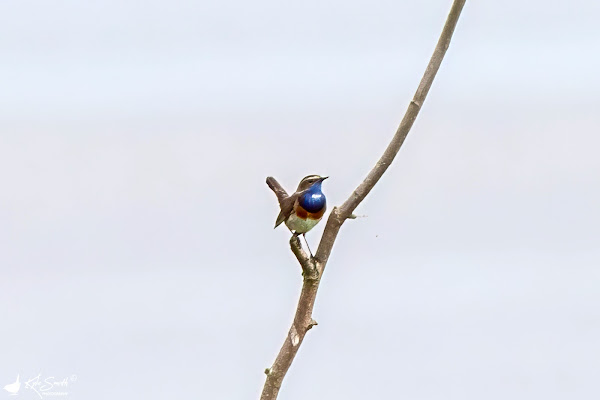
[
  {"left": 4, "top": 374, "right": 76, "bottom": 399},
  {"left": 3, "top": 375, "right": 20, "bottom": 395}
]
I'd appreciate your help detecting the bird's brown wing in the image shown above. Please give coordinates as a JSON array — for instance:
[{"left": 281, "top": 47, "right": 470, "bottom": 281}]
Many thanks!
[
  {"left": 274, "top": 194, "right": 297, "bottom": 228},
  {"left": 267, "top": 176, "right": 295, "bottom": 228}
]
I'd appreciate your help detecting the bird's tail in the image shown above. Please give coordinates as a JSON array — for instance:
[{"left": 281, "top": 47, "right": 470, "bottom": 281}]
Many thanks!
[{"left": 266, "top": 176, "right": 289, "bottom": 206}]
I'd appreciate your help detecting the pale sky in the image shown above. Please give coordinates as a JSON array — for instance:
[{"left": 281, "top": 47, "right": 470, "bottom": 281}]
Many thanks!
[{"left": 1, "top": 1, "right": 599, "bottom": 399}]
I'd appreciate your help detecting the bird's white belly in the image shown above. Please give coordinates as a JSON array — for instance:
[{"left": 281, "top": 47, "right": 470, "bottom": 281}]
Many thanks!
[{"left": 285, "top": 213, "right": 321, "bottom": 233}]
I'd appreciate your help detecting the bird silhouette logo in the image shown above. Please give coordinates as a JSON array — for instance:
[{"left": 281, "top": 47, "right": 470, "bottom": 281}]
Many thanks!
[{"left": 3, "top": 374, "right": 20, "bottom": 395}]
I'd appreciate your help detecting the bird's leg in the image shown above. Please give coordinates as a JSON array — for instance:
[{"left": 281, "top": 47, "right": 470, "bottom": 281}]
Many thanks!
[{"left": 302, "top": 233, "right": 314, "bottom": 258}]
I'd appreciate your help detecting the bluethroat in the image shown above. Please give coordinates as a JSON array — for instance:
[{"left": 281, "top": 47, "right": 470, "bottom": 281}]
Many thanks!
[{"left": 266, "top": 175, "right": 328, "bottom": 254}]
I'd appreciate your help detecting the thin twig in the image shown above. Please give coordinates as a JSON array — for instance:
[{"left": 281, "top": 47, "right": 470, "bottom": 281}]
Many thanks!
[{"left": 261, "top": 1, "right": 466, "bottom": 398}]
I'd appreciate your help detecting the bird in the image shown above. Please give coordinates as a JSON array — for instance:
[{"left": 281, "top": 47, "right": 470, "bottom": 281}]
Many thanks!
[
  {"left": 4, "top": 374, "right": 20, "bottom": 395},
  {"left": 266, "top": 174, "right": 328, "bottom": 255}
]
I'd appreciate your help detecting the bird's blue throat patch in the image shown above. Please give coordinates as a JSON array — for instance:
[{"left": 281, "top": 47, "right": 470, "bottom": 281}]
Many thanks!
[{"left": 299, "top": 181, "right": 326, "bottom": 213}]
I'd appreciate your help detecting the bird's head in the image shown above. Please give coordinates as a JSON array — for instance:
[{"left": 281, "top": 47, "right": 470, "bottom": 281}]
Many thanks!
[{"left": 296, "top": 175, "right": 328, "bottom": 192}]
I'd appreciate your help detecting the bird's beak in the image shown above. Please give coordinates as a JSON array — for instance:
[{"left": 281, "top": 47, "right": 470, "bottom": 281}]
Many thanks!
[{"left": 320, "top": 176, "right": 329, "bottom": 181}]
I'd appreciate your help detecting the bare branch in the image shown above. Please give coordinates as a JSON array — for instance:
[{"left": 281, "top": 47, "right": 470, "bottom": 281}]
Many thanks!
[
  {"left": 316, "top": 0, "right": 466, "bottom": 266},
  {"left": 260, "top": 274, "right": 321, "bottom": 400},
  {"left": 262, "top": 1, "right": 466, "bottom": 398}
]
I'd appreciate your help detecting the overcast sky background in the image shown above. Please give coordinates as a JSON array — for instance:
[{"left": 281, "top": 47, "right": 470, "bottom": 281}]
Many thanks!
[{"left": 1, "top": 1, "right": 599, "bottom": 399}]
